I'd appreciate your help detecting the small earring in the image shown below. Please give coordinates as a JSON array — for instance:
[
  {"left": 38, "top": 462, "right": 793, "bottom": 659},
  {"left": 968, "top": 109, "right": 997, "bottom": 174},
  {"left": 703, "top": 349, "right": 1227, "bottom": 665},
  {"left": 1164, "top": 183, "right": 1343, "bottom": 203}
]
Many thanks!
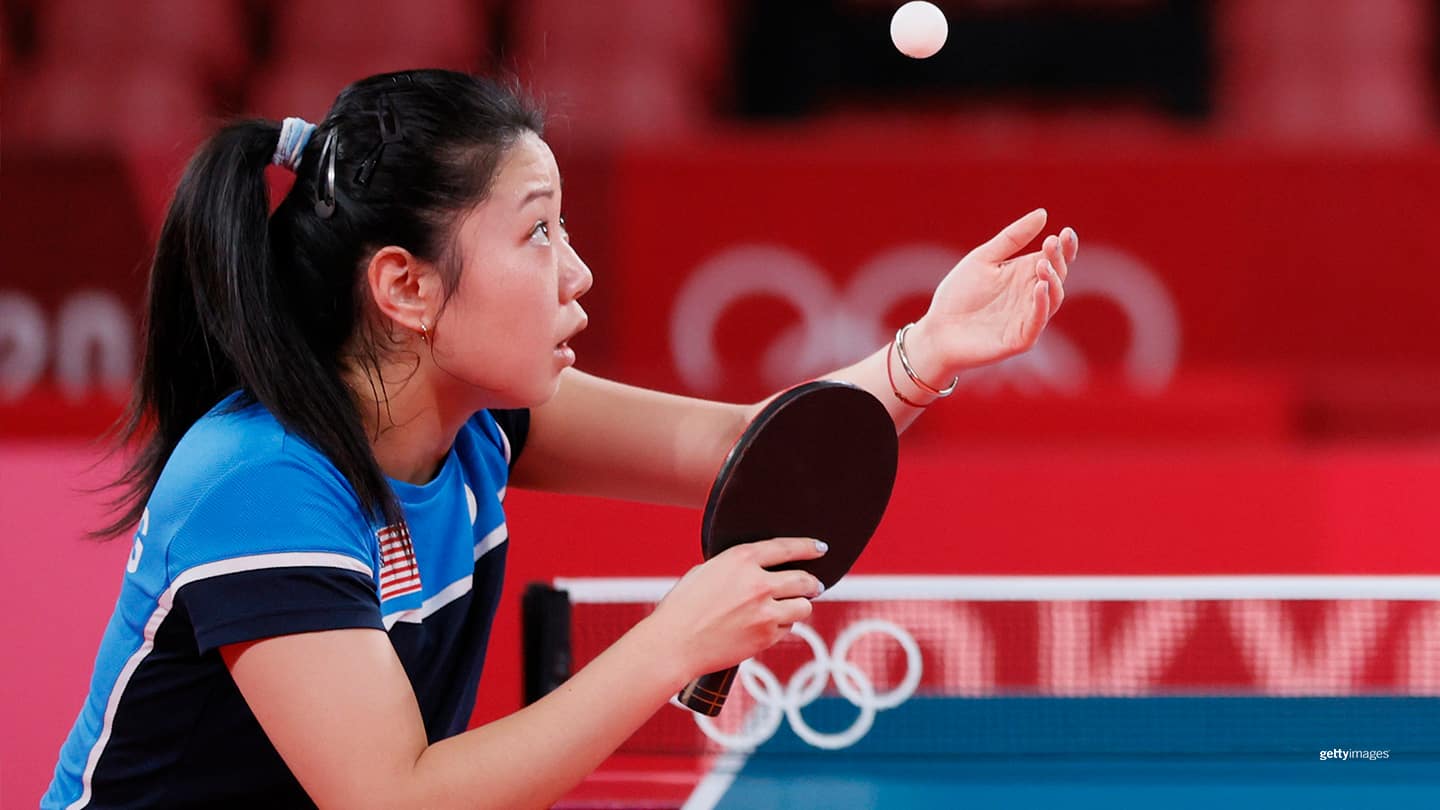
[{"left": 418, "top": 321, "right": 429, "bottom": 344}]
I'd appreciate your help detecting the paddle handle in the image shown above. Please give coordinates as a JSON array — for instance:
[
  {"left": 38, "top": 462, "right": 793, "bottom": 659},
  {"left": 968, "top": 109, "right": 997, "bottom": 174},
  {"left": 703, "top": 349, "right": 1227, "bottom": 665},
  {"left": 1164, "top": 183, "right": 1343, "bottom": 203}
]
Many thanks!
[{"left": 677, "top": 665, "right": 740, "bottom": 716}]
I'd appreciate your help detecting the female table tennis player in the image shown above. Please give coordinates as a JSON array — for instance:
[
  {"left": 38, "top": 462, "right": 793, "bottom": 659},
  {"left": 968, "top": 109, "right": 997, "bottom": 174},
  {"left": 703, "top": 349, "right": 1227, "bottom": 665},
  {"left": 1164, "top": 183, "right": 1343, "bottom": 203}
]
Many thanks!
[{"left": 45, "top": 70, "right": 1076, "bottom": 809}]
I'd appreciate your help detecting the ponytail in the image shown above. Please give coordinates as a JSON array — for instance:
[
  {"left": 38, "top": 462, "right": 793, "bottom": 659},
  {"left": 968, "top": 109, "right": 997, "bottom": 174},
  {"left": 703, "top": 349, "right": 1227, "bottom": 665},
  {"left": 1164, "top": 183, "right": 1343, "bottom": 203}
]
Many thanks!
[{"left": 101, "top": 120, "right": 401, "bottom": 537}]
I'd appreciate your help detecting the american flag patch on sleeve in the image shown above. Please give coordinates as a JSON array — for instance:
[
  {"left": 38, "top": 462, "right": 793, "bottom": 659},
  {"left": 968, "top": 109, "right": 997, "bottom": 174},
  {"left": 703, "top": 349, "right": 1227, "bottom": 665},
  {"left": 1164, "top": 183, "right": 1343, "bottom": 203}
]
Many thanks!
[{"left": 378, "top": 524, "right": 422, "bottom": 600}]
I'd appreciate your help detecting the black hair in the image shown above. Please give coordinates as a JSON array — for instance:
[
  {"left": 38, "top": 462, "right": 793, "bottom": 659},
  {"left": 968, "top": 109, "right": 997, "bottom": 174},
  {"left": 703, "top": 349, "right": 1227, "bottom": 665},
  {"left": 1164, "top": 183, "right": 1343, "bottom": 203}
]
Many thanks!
[{"left": 100, "top": 70, "right": 544, "bottom": 537}]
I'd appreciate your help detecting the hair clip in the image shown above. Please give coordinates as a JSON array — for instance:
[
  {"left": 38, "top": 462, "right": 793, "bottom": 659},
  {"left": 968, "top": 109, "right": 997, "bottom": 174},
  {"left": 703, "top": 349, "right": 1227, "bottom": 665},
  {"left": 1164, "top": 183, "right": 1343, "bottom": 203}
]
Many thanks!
[
  {"left": 355, "top": 93, "right": 405, "bottom": 188},
  {"left": 314, "top": 128, "right": 338, "bottom": 219}
]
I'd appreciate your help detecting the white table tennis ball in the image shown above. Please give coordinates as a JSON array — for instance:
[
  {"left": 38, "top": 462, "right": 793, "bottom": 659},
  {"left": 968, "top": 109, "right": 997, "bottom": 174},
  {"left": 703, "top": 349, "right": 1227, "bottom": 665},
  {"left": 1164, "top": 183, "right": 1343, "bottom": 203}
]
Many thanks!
[{"left": 890, "top": 1, "right": 948, "bottom": 59}]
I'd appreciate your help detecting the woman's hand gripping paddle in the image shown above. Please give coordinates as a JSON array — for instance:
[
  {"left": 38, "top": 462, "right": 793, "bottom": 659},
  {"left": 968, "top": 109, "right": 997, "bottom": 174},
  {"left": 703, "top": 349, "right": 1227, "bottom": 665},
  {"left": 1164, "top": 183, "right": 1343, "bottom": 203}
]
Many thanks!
[{"left": 676, "top": 381, "right": 899, "bottom": 716}]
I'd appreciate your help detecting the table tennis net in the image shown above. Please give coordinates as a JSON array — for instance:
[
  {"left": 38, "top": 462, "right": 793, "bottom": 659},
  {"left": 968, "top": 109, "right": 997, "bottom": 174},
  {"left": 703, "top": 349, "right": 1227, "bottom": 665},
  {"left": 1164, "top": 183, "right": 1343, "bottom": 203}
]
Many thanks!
[{"left": 522, "top": 576, "right": 1440, "bottom": 757}]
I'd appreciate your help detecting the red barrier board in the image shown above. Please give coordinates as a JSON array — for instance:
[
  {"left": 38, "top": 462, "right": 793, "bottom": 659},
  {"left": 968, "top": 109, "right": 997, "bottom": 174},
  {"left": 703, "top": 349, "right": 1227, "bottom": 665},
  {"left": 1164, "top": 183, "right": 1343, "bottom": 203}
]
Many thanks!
[{"left": 600, "top": 134, "right": 1440, "bottom": 434}]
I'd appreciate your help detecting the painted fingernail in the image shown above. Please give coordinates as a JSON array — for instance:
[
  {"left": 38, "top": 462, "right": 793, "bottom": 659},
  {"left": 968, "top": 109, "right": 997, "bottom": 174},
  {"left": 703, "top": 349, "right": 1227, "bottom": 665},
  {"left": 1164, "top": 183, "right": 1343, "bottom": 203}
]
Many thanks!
[
  {"left": 814, "top": 581, "right": 826, "bottom": 597},
  {"left": 814, "top": 540, "right": 829, "bottom": 554}
]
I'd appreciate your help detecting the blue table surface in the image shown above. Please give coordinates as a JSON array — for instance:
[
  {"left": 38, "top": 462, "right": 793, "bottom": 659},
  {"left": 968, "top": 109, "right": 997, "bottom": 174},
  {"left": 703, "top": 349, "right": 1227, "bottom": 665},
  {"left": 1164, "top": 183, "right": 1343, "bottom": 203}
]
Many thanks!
[
  {"left": 707, "top": 756, "right": 1440, "bottom": 809},
  {"left": 688, "top": 697, "right": 1440, "bottom": 809}
]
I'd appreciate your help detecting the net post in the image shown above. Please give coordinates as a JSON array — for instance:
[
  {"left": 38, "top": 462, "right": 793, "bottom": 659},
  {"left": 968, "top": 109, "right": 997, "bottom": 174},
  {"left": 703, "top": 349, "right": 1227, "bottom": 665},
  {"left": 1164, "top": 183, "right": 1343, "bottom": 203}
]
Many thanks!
[{"left": 522, "top": 581, "right": 573, "bottom": 705}]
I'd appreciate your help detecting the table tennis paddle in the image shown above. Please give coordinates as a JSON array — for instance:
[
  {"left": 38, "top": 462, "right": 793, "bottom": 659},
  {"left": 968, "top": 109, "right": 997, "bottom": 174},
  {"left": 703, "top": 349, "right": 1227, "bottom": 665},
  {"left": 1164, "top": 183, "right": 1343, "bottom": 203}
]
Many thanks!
[{"left": 676, "top": 380, "right": 899, "bottom": 716}]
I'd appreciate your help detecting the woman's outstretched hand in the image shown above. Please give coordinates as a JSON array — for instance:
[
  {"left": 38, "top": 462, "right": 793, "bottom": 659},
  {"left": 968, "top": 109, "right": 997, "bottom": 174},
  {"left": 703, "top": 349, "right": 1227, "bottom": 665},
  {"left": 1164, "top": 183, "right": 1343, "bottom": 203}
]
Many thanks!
[{"left": 909, "top": 209, "right": 1078, "bottom": 379}]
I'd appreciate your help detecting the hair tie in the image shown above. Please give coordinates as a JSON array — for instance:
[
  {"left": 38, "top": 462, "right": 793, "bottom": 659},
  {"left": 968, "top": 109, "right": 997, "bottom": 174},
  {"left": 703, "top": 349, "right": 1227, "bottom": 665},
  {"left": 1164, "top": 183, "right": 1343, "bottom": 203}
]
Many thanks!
[{"left": 273, "top": 117, "right": 317, "bottom": 173}]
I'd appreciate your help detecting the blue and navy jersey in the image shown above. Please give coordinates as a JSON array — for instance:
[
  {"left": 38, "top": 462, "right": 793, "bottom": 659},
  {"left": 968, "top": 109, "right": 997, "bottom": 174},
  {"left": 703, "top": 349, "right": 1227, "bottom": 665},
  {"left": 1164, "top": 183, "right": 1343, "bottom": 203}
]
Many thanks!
[{"left": 44, "top": 392, "right": 528, "bottom": 809}]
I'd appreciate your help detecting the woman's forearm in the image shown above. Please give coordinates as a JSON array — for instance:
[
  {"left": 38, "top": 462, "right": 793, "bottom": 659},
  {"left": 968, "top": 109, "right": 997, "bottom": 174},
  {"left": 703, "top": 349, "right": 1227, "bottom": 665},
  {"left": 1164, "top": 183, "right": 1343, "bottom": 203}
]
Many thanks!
[{"left": 407, "top": 616, "right": 689, "bottom": 810}]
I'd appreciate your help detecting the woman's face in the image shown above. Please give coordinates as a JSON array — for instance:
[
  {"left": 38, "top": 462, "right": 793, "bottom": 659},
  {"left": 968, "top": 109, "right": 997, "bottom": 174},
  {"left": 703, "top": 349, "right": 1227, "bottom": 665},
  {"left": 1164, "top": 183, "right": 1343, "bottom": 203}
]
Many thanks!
[{"left": 427, "top": 131, "right": 592, "bottom": 408}]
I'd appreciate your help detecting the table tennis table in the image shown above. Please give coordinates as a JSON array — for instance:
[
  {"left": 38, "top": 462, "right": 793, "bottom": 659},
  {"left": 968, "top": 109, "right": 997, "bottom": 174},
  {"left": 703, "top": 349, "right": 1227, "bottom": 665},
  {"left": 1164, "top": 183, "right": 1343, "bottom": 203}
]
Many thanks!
[
  {"left": 569, "top": 696, "right": 1440, "bottom": 808},
  {"left": 538, "top": 577, "right": 1440, "bottom": 809}
]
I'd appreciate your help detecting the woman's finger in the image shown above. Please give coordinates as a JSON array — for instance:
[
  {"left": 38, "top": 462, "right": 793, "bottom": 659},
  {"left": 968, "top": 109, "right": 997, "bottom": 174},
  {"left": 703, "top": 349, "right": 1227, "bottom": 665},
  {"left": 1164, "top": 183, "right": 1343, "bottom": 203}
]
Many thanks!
[
  {"left": 1044, "top": 235, "right": 1068, "bottom": 282},
  {"left": 1020, "top": 278, "right": 1050, "bottom": 348},
  {"left": 974, "top": 208, "right": 1048, "bottom": 264},
  {"left": 1044, "top": 259, "right": 1065, "bottom": 317},
  {"left": 768, "top": 569, "right": 824, "bottom": 600},
  {"left": 773, "top": 595, "right": 815, "bottom": 627},
  {"left": 744, "top": 536, "right": 828, "bottom": 569}
]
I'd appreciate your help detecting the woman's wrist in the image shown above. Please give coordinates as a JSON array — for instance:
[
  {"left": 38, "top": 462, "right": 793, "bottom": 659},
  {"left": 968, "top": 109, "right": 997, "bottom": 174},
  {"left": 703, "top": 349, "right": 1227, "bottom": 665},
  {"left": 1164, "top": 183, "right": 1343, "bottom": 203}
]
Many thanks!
[
  {"left": 890, "top": 318, "right": 958, "bottom": 406},
  {"left": 627, "top": 612, "right": 698, "bottom": 695}
]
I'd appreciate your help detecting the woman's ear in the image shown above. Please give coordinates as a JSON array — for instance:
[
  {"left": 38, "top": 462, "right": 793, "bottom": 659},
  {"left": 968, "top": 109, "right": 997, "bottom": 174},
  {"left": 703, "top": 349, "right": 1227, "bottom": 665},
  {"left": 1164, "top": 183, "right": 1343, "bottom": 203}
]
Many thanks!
[{"left": 365, "top": 246, "right": 441, "bottom": 335}]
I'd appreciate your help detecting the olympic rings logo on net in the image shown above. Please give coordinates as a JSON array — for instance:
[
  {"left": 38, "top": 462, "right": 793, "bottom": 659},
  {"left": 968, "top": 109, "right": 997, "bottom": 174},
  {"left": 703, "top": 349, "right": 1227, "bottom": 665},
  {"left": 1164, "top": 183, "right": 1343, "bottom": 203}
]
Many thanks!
[{"left": 685, "top": 619, "right": 924, "bottom": 751}]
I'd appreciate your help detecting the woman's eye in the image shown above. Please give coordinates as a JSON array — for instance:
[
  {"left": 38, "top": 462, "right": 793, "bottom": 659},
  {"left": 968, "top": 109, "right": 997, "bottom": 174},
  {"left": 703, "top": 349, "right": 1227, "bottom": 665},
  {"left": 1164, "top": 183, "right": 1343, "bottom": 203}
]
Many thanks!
[
  {"left": 529, "top": 220, "right": 550, "bottom": 244},
  {"left": 558, "top": 215, "right": 569, "bottom": 242}
]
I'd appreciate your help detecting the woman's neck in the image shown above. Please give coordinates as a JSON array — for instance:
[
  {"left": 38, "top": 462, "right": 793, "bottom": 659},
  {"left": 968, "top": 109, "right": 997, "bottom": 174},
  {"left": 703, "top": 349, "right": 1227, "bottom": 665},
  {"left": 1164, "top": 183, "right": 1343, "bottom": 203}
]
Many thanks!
[{"left": 346, "top": 364, "right": 460, "bottom": 486}]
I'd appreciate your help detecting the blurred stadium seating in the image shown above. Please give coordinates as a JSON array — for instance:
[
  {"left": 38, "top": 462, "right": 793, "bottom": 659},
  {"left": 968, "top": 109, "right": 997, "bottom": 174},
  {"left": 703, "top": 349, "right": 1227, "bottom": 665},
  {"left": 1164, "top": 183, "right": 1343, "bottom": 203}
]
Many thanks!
[
  {"left": 268, "top": 0, "right": 490, "bottom": 73},
  {"left": 1219, "top": 0, "right": 1434, "bottom": 141},
  {"left": 509, "top": 0, "right": 725, "bottom": 139},
  {"left": 32, "top": 0, "right": 250, "bottom": 84},
  {"left": 8, "top": 61, "right": 211, "bottom": 149}
]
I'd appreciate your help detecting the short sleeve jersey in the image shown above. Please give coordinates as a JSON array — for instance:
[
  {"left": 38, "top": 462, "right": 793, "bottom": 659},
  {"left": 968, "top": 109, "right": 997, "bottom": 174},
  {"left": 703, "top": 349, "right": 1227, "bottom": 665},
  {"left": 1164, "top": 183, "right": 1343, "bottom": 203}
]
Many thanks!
[{"left": 43, "top": 393, "right": 529, "bottom": 809}]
